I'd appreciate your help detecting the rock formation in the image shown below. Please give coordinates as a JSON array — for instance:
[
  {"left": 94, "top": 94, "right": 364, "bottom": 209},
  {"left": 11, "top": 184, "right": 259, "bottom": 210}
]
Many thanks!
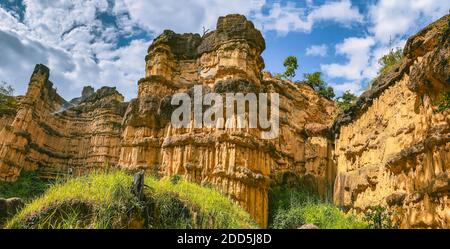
[
  {"left": 0, "top": 14, "right": 335, "bottom": 227},
  {"left": 0, "top": 65, "right": 127, "bottom": 181},
  {"left": 120, "top": 14, "right": 336, "bottom": 227},
  {"left": 333, "top": 14, "right": 450, "bottom": 228},
  {"left": 1, "top": 13, "right": 448, "bottom": 228}
]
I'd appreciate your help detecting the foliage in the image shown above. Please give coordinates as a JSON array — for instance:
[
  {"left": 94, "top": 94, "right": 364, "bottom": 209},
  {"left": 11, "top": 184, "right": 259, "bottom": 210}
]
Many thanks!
[
  {"left": 0, "top": 81, "right": 16, "bottom": 111},
  {"left": 278, "top": 56, "right": 299, "bottom": 81},
  {"left": 336, "top": 90, "right": 358, "bottom": 112},
  {"left": 378, "top": 48, "right": 403, "bottom": 75},
  {"left": 304, "top": 72, "right": 335, "bottom": 99},
  {"left": 363, "top": 205, "right": 398, "bottom": 229},
  {"left": 6, "top": 171, "right": 256, "bottom": 229},
  {"left": 0, "top": 171, "right": 50, "bottom": 201},
  {"left": 435, "top": 91, "right": 450, "bottom": 113},
  {"left": 170, "top": 174, "right": 182, "bottom": 185},
  {"left": 269, "top": 187, "right": 368, "bottom": 229}
]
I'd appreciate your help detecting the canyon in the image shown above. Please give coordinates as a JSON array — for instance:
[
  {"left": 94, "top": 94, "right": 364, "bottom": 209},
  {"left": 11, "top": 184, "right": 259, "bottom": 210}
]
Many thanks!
[{"left": 0, "top": 14, "right": 448, "bottom": 228}]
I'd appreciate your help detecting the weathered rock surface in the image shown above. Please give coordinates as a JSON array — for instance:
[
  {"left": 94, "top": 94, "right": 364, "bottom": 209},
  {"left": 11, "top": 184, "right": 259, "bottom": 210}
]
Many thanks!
[
  {"left": 3, "top": 13, "right": 447, "bottom": 229},
  {"left": 0, "top": 14, "right": 336, "bottom": 228},
  {"left": 121, "top": 14, "right": 336, "bottom": 227},
  {"left": 298, "top": 224, "right": 319, "bottom": 229},
  {"left": 0, "top": 64, "right": 127, "bottom": 181},
  {"left": 333, "top": 14, "right": 450, "bottom": 228}
]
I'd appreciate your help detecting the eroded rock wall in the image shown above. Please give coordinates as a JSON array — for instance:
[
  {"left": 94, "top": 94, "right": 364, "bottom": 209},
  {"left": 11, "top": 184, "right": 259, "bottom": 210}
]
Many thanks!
[
  {"left": 0, "top": 65, "right": 126, "bottom": 181},
  {"left": 120, "top": 14, "right": 336, "bottom": 227},
  {"left": 333, "top": 15, "right": 450, "bottom": 228}
]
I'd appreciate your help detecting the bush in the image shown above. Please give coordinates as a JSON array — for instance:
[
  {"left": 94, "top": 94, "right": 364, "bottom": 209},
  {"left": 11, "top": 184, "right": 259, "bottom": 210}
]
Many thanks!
[
  {"left": 304, "top": 72, "right": 335, "bottom": 99},
  {"left": 336, "top": 91, "right": 358, "bottom": 112},
  {"left": 6, "top": 171, "right": 256, "bottom": 229},
  {"left": 0, "top": 81, "right": 16, "bottom": 112},
  {"left": 363, "top": 205, "right": 399, "bottom": 229},
  {"left": 378, "top": 48, "right": 403, "bottom": 75},
  {"left": 435, "top": 91, "right": 450, "bottom": 113},
  {"left": 0, "top": 171, "right": 50, "bottom": 201},
  {"left": 269, "top": 187, "right": 368, "bottom": 229}
]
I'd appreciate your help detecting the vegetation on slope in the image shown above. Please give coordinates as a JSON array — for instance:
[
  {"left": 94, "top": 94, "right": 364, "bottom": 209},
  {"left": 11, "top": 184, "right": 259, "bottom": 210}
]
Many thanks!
[
  {"left": 336, "top": 90, "right": 358, "bottom": 112},
  {"left": 0, "top": 81, "right": 16, "bottom": 115},
  {"left": 0, "top": 171, "right": 50, "bottom": 201},
  {"left": 268, "top": 187, "right": 368, "bottom": 229},
  {"left": 6, "top": 171, "right": 256, "bottom": 229},
  {"left": 378, "top": 47, "right": 403, "bottom": 75},
  {"left": 435, "top": 91, "right": 450, "bottom": 113},
  {"left": 304, "top": 72, "right": 335, "bottom": 99}
]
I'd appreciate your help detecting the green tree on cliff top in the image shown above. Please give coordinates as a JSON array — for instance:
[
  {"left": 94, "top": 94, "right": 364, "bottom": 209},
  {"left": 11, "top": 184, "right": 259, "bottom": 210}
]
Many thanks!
[
  {"left": 0, "top": 81, "right": 16, "bottom": 110},
  {"left": 336, "top": 90, "right": 358, "bottom": 112},
  {"left": 276, "top": 56, "right": 299, "bottom": 81},
  {"left": 304, "top": 72, "right": 335, "bottom": 99}
]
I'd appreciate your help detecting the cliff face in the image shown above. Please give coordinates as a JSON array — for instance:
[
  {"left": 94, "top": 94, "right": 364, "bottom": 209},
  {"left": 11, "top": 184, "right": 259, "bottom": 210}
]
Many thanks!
[
  {"left": 0, "top": 65, "right": 127, "bottom": 181},
  {"left": 120, "top": 14, "right": 336, "bottom": 227},
  {"left": 333, "top": 15, "right": 450, "bottom": 228},
  {"left": 0, "top": 14, "right": 335, "bottom": 227},
  {"left": 2, "top": 13, "right": 447, "bottom": 228}
]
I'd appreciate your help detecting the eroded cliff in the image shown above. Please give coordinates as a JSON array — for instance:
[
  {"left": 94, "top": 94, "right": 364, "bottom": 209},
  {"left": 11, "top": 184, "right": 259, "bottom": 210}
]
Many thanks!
[
  {"left": 333, "top": 15, "right": 450, "bottom": 228},
  {"left": 120, "top": 14, "right": 336, "bottom": 227},
  {"left": 0, "top": 14, "right": 336, "bottom": 227},
  {"left": 0, "top": 65, "right": 127, "bottom": 181},
  {"left": 1, "top": 13, "right": 448, "bottom": 228}
]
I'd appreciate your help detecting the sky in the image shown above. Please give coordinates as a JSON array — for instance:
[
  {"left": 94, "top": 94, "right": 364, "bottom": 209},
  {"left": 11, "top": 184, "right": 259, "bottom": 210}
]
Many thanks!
[{"left": 0, "top": 0, "right": 448, "bottom": 101}]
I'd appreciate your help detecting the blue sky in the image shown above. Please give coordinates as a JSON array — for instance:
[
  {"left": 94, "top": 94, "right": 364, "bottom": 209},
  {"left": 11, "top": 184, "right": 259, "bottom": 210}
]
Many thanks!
[{"left": 0, "top": 0, "right": 448, "bottom": 100}]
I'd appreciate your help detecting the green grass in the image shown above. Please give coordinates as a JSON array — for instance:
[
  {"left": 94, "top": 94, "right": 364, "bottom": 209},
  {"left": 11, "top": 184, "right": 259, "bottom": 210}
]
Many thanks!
[
  {"left": 269, "top": 187, "right": 368, "bottom": 229},
  {"left": 5, "top": 171, "right": 256, "bottom": 229},
  {"left": 0, "top": 171, "right": 51, "bottom": 201}
]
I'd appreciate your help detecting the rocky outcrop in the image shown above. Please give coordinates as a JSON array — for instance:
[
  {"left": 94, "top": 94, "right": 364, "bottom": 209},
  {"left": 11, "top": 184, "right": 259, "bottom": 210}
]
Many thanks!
[
  {"left": 333, "top": 15, "right": 450, "bottom": 228},
  {"left": 0, "top": 14, "right": 336, "bottom": 228},
  {"left": 0, "top": 64, "right": 127, "bottom": 181},
  {"left": 121, "top": 14, "right": 336, "bottom": 227}
]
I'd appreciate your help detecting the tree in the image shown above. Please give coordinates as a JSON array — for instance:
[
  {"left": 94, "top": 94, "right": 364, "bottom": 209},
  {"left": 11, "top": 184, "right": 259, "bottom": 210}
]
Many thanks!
[
  {"left": 304, "top": 72, "right": 335, "bottom": 99},
  {"left": 378, "top": 47, "right": 402, "bottom": 75},
  {"left": 319, "top": 86, "right": 335, "bottom": 100},
  {"left": 0, "top": 81, "right": 16, "bottom": 110},
  {"left": 336, "top": 90, "right": 357, "bottom": 112},
  {"left": 281, "top": 56, "right": 298, "bottom": 81}
]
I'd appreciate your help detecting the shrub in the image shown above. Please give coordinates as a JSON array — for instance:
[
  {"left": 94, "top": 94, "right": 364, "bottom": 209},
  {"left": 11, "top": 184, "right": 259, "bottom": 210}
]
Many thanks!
[
  {"left": 336, "top": 91, "right": 358, "bottom": 112},
  {"left": 304, "top": 72, "right": 335, "bottom": 99},
  {"left": 378, "top": 48, "right": 403, "bottom": 75},
  {"left": 0, "top": 171, "right": 50, "bottom": 201},
  {"left": 435, "top": 91, "right": 450, "bottom": 113},
  {"left": 363, "top": 205, "right": 399, "bottom": 229},
  {"left": 170, "top": 174, "right": 182, "bottom": 185},
  {"left": 269, "top": 187, "right": 368, "bottom": 229},
  {"left": 0, "top": 81, "right": 16, "bottom": 112}
]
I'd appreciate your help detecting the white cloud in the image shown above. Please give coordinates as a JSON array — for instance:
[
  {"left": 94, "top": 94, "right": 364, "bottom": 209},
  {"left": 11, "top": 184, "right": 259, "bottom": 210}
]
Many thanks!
[
  {"left": 0, "top": 0, "right": 147, "bottom": 100},
  {"left": 0, "top": 0, "right": 447, "bottom": 101},
  {"left": 369, "top": 0, "right": 448, "bottom": 44},
  {"left": 116, "top": 0, "right": 265, "bottom": 34},
  {"left": 320, "top": 0, "right": 448, "bottom": 96},
  {"left": 308, "top": 0, "right": 363, "bottom": 24},
  {"left": 256, "top": 0, "right": 363, "bottom": 35},
  {"left": 306, "top": 44, "right": 328, "bottom": 57},
  {"left": 321, "top": 37, "right": 375, "bottom": 80},
  {"left": 0, "top": 0, "right": 267, "bottom": 100},
  {"left": 331, "top": 81, "right": 363, "bottom": 95}
]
